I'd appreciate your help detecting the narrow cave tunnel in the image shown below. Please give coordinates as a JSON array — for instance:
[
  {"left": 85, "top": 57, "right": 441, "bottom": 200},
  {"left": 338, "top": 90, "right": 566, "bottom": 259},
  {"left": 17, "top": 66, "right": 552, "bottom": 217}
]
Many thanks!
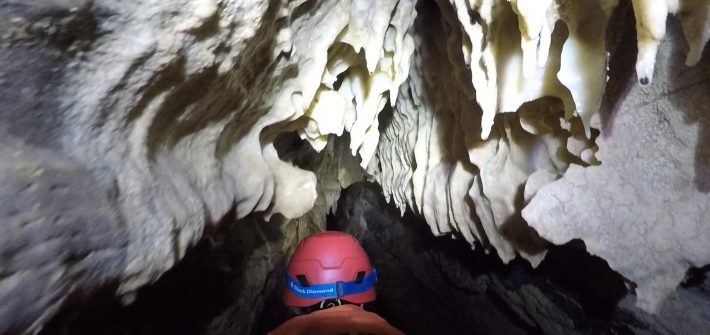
[
  {"left": 36, "top": 181, "right": 710, "bottom": 335},
  {"left": 2, "top": 0, "right": 710, "bottom": 334}
]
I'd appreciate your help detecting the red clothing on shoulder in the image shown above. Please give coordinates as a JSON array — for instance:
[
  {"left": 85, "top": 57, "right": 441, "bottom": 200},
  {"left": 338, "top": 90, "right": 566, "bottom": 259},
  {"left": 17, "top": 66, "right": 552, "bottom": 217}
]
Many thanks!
[{"left": 268, "top": 305, "right": 405, "bottom": 335}]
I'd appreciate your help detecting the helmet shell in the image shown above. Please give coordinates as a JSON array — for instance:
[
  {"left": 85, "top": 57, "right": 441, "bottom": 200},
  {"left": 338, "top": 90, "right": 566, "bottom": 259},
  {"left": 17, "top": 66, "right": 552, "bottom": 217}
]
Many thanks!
[{"left": 283, "top": 231, "right": 376, "bottom": 307}]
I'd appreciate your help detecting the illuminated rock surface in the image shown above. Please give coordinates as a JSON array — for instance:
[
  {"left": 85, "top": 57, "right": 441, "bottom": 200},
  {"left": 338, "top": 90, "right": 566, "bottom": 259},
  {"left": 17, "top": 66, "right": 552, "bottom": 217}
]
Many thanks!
[{"left": 523, "top": 20, "right": 710, "bottom": 313}]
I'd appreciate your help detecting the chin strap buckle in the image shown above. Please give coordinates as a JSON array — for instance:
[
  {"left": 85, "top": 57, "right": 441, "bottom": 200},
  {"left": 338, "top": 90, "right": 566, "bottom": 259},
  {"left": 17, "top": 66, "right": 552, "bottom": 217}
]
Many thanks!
[{"left": 319, "top": 298, "right": 342, "bottom": 310}]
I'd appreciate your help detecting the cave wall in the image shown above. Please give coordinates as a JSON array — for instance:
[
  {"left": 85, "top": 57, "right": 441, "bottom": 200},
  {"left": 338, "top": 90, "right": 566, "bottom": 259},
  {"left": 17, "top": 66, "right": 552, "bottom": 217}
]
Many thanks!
[
  {"left": 1, "top": 0, "right": 709, "bottom": 333},
  {"left": 524, "top": 15, "right": 710, "bottom": 312},
  {"left": 330, "top": 182, "right": 707, "bottom": 335},
  {"left": 32, "top": 182, "right": 710, "bottom": 335}
]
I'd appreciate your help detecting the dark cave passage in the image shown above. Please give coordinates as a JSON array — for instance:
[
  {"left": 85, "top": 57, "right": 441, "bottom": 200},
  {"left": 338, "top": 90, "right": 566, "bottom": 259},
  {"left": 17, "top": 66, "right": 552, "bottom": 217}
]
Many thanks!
[{"left": 37, "top": 181, "right": 701, "bottom": 335}]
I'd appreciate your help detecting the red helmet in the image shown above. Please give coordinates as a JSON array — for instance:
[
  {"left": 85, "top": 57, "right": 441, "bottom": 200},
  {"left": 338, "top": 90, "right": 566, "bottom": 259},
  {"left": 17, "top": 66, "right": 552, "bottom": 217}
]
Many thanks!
[{"left": 283, "top": 231, "right": 377, "bottom": 307}]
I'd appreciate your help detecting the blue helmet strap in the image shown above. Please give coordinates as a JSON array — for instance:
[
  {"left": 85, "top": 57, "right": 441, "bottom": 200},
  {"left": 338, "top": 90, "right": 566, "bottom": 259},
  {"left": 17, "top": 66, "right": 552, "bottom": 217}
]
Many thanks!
[{"left": 286, "top": 268, "right": 377, "bottom": 299}]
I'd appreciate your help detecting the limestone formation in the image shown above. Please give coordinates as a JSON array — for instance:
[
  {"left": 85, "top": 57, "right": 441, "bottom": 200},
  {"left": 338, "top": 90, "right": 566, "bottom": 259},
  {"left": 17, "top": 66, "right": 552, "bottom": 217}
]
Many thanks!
[{"left": 522, "top": 20, "right": 710, "bottom": 313}]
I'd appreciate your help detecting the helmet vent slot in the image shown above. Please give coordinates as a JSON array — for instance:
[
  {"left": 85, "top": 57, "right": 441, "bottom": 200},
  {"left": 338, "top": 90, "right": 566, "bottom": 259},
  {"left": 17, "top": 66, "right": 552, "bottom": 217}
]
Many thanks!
[
  {"left": 355, "top": 271, "right": 366, "bottom": 284},
  {"left": 296, "top": 275, "right": 310, "bottom": 287}
]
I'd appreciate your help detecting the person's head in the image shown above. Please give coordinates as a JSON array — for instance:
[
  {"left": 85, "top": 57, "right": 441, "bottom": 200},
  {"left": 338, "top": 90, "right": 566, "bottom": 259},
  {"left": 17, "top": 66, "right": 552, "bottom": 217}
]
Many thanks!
[{"left": 283, "top": 231, "right": 377, "bottom": 313}]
